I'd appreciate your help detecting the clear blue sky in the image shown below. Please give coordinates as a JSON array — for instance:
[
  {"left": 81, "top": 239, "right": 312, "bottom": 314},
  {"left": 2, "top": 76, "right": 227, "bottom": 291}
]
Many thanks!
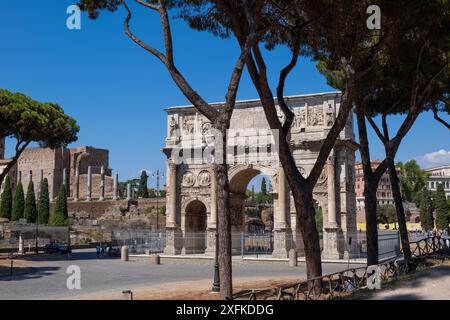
[{"left": 1, "top": 1, "right": 449, "bottom": 189}]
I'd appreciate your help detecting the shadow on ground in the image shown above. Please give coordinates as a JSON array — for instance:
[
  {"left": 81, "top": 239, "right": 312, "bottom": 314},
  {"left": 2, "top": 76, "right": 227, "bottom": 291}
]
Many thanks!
[{"left": 0, "top": 265, "right": 60, "bottom": 281}]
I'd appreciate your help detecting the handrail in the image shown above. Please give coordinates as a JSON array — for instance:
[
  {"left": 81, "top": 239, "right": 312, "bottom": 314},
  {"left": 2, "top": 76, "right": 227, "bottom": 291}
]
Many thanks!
[{"left": 233, "top": 236, "right": 450, "bottom": 300}]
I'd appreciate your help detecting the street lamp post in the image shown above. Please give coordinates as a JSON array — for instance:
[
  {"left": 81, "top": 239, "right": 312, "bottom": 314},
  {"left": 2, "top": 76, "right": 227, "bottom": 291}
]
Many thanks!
[
  {"left": 152, "top": 170, "right": 165, "bottom": 230},
  {"left": 212, "top": 213, "right": 220, "bottom": 292}
]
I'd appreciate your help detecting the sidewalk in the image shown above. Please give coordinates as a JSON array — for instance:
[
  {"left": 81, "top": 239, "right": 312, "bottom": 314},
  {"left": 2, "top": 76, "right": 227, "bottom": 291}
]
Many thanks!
[
  {"left": 130, "top": 253, "right": 368, "bottom": 265},
  {"left": 355, "top": 263, "right": 450, "bottom": 300}
]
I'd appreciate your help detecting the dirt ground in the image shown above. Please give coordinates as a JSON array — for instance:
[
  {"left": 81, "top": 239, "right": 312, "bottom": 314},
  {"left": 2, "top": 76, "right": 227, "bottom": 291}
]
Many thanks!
[{"left": 81, "top": 276, "right": 302, "bottom": 300}]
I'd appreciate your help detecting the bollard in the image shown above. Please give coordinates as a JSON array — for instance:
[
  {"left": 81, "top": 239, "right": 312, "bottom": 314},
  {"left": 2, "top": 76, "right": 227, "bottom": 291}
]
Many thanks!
[
  {"left": 289, "top": 249, "right": 298, "bottom": 267},
  {"left": 150, "top": 254, "right": 161, "bottom": 265},
  {"left": 121, "top": 246, "right": 129, "bottom": 262}
]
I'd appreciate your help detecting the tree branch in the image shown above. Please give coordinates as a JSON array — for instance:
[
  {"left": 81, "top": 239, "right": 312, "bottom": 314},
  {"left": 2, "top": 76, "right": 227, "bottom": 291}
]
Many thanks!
[
  {"left": 123, "top": 0, "right": 220, "bottom": 121},
  {"left": 135, "top": 0, "right": 159, "bottom": 11},
  {"left": 123, "top": 1, "right": 166, "bottom": 63},
  {"left": 432, "top": 104, "right": 450, "bottom": 130},
  {"left": 225, "top": 0, "right": 258, "bottom": 117},
  {"left": 277, "top": 37, "right": 299, "bottom": 136},
  {"left": 365, "top": 112, "right": 388, "bottom": 144}
]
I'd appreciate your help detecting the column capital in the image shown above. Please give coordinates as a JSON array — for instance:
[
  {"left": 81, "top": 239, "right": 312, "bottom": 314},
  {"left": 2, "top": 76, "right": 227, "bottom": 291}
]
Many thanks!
[{"left": 168, "top": 160, "right": 178, "bottom": 170}]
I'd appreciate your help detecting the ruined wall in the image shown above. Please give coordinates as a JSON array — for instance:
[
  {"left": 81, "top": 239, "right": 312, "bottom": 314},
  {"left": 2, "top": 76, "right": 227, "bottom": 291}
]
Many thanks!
[
  {"left": 76, "top": 174, "right": 115, "bottom": 200},
  {"left": 50, "top": 198, "right": 167, "bottom": 220},
  {"left": 16, "top": 147, "right": 70, "bottom": 200}
]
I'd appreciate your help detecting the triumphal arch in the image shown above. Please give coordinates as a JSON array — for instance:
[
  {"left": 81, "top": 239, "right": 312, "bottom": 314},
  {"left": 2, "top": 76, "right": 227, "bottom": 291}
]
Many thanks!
[{"left": 163, "top": 92, "right": 357, "bottom": 259}]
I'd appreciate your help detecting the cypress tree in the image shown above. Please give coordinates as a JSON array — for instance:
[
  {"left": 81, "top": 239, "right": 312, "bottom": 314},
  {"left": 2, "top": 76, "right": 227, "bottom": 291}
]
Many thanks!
[
  {"left": 435, "top": 183, "right": 449, "bottom": 231},
  {"left": 0, "top": 175, "right": 12, "bottom": 220},
  {"left": 50, "top": 184, "right": 68, "bottom": 226},
  {"left": 419, "top": 188, "right": 434, "bottom": 232},
  {"left": 261, "top": 178, "right": 267, "bottom": 195},
  {"left": 11, "top": 182, "right": 25, "bottom": 222},
  {"left": 24, "top": 181, "right": 38, "bottom": 223},
  {"left": 138, "top": 171, "right": 149, "bottom": 198},
  {"left": 38, "top": 178, "right": 50, "bottom": 224}
]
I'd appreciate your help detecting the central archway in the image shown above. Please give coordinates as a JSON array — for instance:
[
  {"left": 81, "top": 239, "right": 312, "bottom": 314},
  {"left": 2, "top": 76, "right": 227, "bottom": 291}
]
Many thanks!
[
  {"left": 228, "top": 165, "right": 277, "bottom": 254},
  {"left": 184, "top": 200, "right": 207, "bottom": 254}
]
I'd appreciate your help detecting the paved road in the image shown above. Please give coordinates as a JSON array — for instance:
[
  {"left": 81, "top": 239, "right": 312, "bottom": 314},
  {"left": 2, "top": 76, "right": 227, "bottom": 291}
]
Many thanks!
[{"left": 0, "top": 249, "right": 360, "bottom": 300}]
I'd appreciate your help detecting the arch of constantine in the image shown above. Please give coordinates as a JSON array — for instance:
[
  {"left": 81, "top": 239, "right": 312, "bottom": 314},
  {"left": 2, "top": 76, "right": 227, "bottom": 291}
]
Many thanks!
[{"left": 162, "top": 92, "right": 358, "bottom": 259}]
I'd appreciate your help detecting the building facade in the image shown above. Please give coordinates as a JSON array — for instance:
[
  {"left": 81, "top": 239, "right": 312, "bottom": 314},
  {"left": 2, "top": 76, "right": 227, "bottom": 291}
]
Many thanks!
[
  {"left": 163, "top": 92, "right": 358, "bottom": 259},
  {"left": 426, "top": 165, "right": 450, "bottom": 199},
  {"left": 355, "top": 160, "right": 402, "bottom": 224}
]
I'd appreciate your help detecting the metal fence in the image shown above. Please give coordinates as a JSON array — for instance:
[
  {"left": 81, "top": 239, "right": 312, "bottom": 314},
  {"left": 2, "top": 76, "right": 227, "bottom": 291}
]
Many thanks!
[
  {"left": 111, "top": 229, "right": 166, "bottom": 254},
  {"left": 110, "top": 228, "right": 401, "bottom": 260},
  {"left": 0, "top": 225, "right": 70, "bottom": 251}
]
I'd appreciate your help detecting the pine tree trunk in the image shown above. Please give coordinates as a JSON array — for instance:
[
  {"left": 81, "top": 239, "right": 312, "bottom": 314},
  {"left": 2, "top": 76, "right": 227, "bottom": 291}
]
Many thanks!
[
  {"left": 294, "top": 190, "right": 323, "bottom": 286},
  {"left": 387, "top": 160, "right": 411, "bottom": 261},
  {"left": 215, "top": 123, "right": 233, "bottom": 300},
  {"left": 365, "top": 180, "right": 379, "bottom": 266}
]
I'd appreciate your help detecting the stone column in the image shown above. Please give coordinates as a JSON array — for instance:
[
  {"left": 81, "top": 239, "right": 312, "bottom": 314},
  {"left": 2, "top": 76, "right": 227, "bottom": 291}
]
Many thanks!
[
  {"left": 322, "top": 158, "right": 341, "bottom": 260},
  {"left": 272, "top": 167, "right": 290, "bottom": 258},
  {"left": 74, "top": 168, "right": 80, "bottom": 201},
  {"left": 86, "top": 166, "right": 92, "bottom": 201},
  {"left": 327, "top": 164, "right": 337, "bottom": 227},
  {"left": 62, "top": 168, "right": 67, "bottom": 196},
  {"left": 99, "top": 166, "right": 105, "bottom": 201},
  {"left": 126, "top": 183, "right": 132, "bottom": 201},
  {"left": 164, "top": 161, "right": 181, "bottom": 255},
  {"left": 113, "top": 173, "right": 118, "bottom": 200},
  {"left": 206, "top": 168, "right": 217, "bottom": 255}
]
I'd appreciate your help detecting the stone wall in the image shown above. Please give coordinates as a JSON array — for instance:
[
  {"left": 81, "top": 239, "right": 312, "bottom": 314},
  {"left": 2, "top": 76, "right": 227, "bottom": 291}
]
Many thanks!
[{"left": 16, "top": 147, "right": 70, "bottom": 200}]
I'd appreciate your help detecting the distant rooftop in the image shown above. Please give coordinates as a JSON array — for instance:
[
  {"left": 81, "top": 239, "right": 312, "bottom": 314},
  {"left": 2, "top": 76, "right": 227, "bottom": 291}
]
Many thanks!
[{"left": 425, "top": 164, "right": 450, "bottom": 171}]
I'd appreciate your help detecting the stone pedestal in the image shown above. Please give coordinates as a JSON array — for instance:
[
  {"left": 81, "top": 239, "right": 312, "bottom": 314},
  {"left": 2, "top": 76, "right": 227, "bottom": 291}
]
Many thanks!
[
  {"left": 205, "top": 228, "right": 217, "bottom": 256},
  {"left": 272, "top": 228, "right": 291, "bottom": 258},
  {"left": 322, "top": 224, "right": 341, "bottom": 260},
  {"left": 18, "top": 235, "right": 24, "bottom": 255},
  {"left": 164, "top": 227, "right": 182, "bottom": 255}
]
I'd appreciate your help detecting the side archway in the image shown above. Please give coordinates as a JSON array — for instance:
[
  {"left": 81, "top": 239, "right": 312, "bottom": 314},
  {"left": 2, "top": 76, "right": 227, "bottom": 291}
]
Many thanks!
[{"left": 184, "top": 199, "right": 207, "bottom": 254}]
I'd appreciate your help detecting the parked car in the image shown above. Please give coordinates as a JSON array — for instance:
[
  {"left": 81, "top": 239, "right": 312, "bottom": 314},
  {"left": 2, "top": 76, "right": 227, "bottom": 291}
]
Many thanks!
[{"left": 44, "top": 242, "right": 72, "bottom": 254}]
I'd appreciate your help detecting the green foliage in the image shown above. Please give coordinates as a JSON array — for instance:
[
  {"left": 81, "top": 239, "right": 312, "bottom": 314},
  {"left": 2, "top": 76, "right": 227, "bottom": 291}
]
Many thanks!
[
  {"left": 160, "top": 205, "right": 166, "bottom": 216},
  {"left": 79, "top": 237, "right": 92, "bottom": 245},
  {"left": 377, "top": 204, "right": 397, "bottom": 225},
  {"left": 419, "top": 189, "right": 435, "bottom": 232},
  {"left": 38, "top": 178, "right": 50, "bottom": 224},
  {"left": 397, "top": 161, "right": 429, "bottom": 203},
  {"left": 0, "top": 89, "right": 79, "bottom": 186},
  {"left": 50, "top": 185, "right": 69, "bottom": 226},
  {"left": 11, "top": 182, "right": 24, "bottom": 222},
  {"left": 0, "top": 89, "right": 79, "bottom": 149},
  {"left": 315, "top": 204, "right": 323, "bottom": 233},
  {"left": 138, "top": 170, "right": 149, "bottom": 198},
  {"left": 24, "top": 181, "right": 37, "bottom": 223},
  {"left": 435, "top": 183, "right": 450, "bottom": 231},
  {"left": 0, "top": 175, "right": 12, "bottom": 220}
]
